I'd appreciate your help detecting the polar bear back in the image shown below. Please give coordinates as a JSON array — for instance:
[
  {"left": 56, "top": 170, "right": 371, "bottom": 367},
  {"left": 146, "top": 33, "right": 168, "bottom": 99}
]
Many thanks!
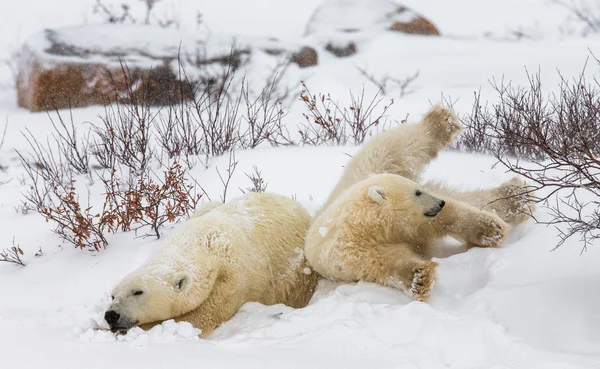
[{"left": 160, "top": 192, "right": 316, "bottom": 308}]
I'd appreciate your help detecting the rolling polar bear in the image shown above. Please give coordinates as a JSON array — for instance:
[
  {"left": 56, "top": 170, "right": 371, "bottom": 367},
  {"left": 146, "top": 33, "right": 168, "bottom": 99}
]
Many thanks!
[
  {"left": 306, "top": 105, "right": 533, "bottom": 301},
  {"left": 105, "top": 192, "right": 319, "bottom": 336}
]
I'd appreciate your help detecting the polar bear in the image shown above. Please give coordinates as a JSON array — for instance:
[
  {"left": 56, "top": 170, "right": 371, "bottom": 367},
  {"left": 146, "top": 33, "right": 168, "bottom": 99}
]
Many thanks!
[
  {"left": 306, "top": 105, "right": 533, "bottom": 301},
  {"left": 104, "top": 193, "right": 319, "bottom": 336}
]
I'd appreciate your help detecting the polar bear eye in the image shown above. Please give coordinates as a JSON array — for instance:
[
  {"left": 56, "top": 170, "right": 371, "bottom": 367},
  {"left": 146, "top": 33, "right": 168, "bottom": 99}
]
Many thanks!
[
  {"left": 415, "top": 190, "right": 422, "bottom": 197},
  {"left": 133, "top": 290, "right": 144, "bottom": 296},
  {"left": 111, "top": 295, "right": 115, "bottom": 300}
]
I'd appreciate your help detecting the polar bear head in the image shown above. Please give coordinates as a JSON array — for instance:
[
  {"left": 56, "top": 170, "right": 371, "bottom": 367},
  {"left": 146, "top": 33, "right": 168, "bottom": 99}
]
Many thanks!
[
  {"left": 365, "top": 174, "right": 445, "bottom": 220},
  {"left": 104, "top": 252, "right": 219, "bottom": 332}
]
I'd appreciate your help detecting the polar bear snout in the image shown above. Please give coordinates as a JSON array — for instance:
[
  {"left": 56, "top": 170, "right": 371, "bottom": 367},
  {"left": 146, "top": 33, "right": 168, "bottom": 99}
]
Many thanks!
[
  {"left": 104, "top": 309, "right": 137, "bottom": 331},
  {"left": 104, "top": 310, "right": 120, "bottom": 326},
  {"left": 424, "top": 199, "right": 445, "bottom": 217}
]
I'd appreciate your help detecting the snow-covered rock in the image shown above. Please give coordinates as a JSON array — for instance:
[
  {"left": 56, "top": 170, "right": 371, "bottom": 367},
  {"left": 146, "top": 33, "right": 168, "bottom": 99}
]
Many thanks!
[
  {"left": 305, "top": 0, "right": 440, "bottom": 36},
  {"left": 15, "top": 24, "right": 312, "bottom": 111}
]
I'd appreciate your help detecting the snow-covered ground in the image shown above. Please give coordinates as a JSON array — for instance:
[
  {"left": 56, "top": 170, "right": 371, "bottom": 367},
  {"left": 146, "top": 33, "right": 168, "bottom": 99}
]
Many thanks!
[{"left": 1, "top": 0, "right": 600, "bottom": 368}]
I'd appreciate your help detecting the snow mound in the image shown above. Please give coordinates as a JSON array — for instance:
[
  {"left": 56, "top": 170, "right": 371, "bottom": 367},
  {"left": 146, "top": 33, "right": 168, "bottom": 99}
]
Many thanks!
[
  {"left": 213, "top": 282, "right": 516, "bottom": 367},
  {"left": 77, "top": 320, "right": 201, "bottom": 346}
]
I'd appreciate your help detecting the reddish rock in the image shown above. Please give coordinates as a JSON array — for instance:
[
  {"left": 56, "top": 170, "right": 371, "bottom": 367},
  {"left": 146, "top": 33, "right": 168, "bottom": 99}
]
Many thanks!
[
  {"left": 17, "top": 60, "right": 193, "bottom": 111},
  {"left": 16, "top": 25, "right": 249, "bottom": 111},
  {"left": 291, "top": 47, "right": 318, "bottom": 67},
  {"left": 389, "top": 7, "right": 440, "bottom": 36}
]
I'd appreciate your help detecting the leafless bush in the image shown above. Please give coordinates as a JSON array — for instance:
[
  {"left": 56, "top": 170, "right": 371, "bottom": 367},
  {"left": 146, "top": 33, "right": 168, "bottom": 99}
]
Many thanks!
[
  {"left": 16, "top": 129, "right": 71, "bottom": 209},
  {"left": 299, "top": 81, "right": 394, "bottom": 145},
  {"left": 26, "top": 160, "right": 202, "bottom": 250},
  {"left": 216, "top": 151, "right": 238, "bottom": 203},
  {"left": 48, "top": 109, "right": 91, "bottom": 178},
  {"left": 1, "top": 237, "right": 26, "bottom": 266},
  {"left": 454, "top": 62, "right": 600, "bottom": 251},
  {"left": 92, "top": 65, "right": 156, "bottom": 173},
  {"left": 93, "top": 0, "right": 178, "bottom": 28},
  {"left": 240, "top": 166, "right": 268, "bottom": 194},
  {"left": 101, "top": 162, "right": 202, "bottom": 239},
  {"left": 40, "top": 181, "right": 109, "bottom": 251},
  {"left": 356, "top": 66, "right": 420, "bottom": 98},
  {"left": 156, "top": 59, "right": 291, "bottom": 167},
  {"left": 16, "top": 128, "right": 104, "bottom": 250},
  {"left": 555, "top": 0, "right": 600, "bottom": 36},
  {"left": 14, "top": 200, "right": 34, "bottom": 215}
]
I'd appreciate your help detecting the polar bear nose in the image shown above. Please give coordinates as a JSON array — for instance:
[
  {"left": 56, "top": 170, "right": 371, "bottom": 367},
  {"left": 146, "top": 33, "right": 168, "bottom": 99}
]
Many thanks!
[
  {"left": 439, "top": 200, "right": 446, "bottom": 209},
  {"left": 104, "top": 310, "right": 120, "bottom": 326}
]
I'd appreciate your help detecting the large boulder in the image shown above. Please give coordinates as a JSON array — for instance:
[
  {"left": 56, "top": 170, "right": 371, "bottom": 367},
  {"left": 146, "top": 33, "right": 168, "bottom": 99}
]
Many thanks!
[
  {"left": 16, "top": 25, "right": 251, "bottom": 111},
  {"left": 305, "top": 0, "right": 440, "bottom": 37}
]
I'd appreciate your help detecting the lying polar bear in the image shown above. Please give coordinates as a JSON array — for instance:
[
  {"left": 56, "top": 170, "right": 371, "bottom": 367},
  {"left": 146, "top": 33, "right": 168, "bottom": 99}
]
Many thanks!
[
  {"left": 305, "top": 105, "right": 534, "bottom": 301},
  {"left": 104, "top": 192, "right": 319, "bottom": 336}
]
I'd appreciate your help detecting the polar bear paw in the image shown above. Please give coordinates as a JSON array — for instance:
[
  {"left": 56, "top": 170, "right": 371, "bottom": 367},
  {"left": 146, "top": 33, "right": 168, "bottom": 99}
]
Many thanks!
[
  {"left": 468, "top": 212, "right": 510, "bottom": 249},
  {"left": 409, "top": 262, "right": 437, "bottom": 301},
  {"left": 491, "top": 177, "right": 536, "bottom": 225},
  {"left": 422, "top": 105, "right": 462, "bottom": 146}
]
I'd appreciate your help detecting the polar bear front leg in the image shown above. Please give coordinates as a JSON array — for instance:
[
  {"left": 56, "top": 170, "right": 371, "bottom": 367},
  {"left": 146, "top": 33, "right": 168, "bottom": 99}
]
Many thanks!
[
  {"left": 425, "top": 199, "right": 511, "bottom": 249},
  {"left": 337, "top": 243, "right": 437, "bottom": 301},
  {"left": 423, "top": 177, "right": 535, "bottom": 226}
]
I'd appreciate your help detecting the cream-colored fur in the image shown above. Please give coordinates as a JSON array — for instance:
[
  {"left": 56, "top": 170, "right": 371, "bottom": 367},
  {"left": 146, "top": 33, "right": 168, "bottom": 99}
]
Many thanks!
[
  {"left": 107, "top": 193, "right": 319, "bottom": 337},
  {"left": 306, "top": 105, "right": 534, "bottom": 301}
]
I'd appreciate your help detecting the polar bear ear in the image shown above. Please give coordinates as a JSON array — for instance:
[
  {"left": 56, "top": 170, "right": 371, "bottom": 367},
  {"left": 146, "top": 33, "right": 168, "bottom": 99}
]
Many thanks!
[
  {"left": 174, "top": 274, "right": 189, "bottom": 292},
  {"left": 367, "top": 186, "right": 386, "bottom": 205}
]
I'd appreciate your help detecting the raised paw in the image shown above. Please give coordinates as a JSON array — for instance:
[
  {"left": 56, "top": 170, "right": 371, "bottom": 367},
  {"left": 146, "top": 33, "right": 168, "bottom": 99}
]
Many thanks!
[
  {"left": 489, "top": 177, "right": 536, "bottom": 226},
  {"left": 467, "top": 212, "right": 510, "bottom": 249},
  {"left": 421, "top": 105, "right": 462, "bottom": 147},
  {"left": 409, "top": 261, "right": 437, "bottom": 301}
]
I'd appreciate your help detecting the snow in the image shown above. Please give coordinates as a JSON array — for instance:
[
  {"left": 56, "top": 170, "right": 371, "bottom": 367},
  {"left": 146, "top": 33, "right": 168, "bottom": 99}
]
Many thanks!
[
  {"left": 77, "top": 321, "right": 202, "bottom": 345},
  {"left": 1, "top": 0, "right": 600, "bottom": 368}
]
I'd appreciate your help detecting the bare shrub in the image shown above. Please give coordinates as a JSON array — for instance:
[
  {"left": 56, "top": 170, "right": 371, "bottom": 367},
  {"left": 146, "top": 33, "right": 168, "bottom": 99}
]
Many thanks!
[
  {"left": 299, "top": 81, "right": 394, "bottom": 145},
  {"left": 101, "top": 161, "right": 202, "bottom": 239},
  {"left": 1, "top": 237, "right": 26, "bottom": 266},
  {"left": 156, "top": 59, "right": 290, "bottom": 167},
  {"left": 240, "top": 166, "right": 268, "bottom": 194},
  {"left": 40, "top": 182, "right": 109, "bottom": 251},
  {"left": 28, "top": 161, "right": 202, "bottom": 250},
  {"left": 16, "top": 129, "right": 71, "bottom": 209},
  {"left": 356, "top": 66, "right": 420, "bottom": 98},
  {"left": 454, "top": 62, "right": 600, "bottom": 251},
  {"left": 555, "top": 0, "right": 600, "bottom": 36},
  {"left": 14, "top": 201, "right": 34, "bottom": 215},
  {"left": 93, "top": 0, "right": 178, "bottom": 28},
  {"left": 216, "top": 151, "right": 238, "bottom": 203},
  {"left": 92, "top": 65, "right": 156, "bottom": 173},
  {"left": 48, "top": 109, "right": 91, "bottom": 178},
  {"left": 16, "top": 126, "right": 107, "bottom": 250}
]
